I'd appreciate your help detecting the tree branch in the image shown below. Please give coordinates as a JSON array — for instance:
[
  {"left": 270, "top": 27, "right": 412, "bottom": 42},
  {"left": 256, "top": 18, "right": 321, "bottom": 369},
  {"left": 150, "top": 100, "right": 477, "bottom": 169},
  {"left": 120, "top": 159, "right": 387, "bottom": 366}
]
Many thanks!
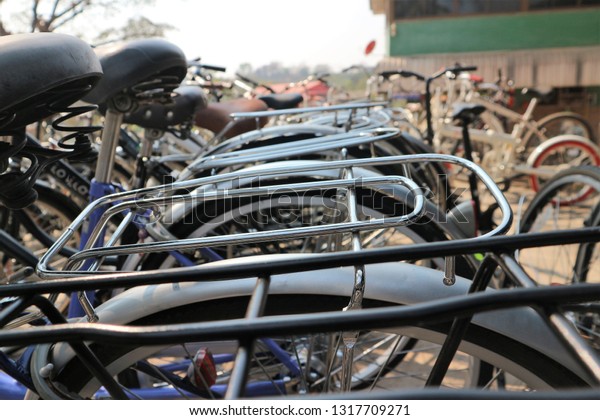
[
  {"left": 49, "top": 6, "right": 87, "bottom": 31},
  {"left": 31, "top": 0, "right": 40, "bottom": 32},
  {"left": 0, "top": 19, "right": 11, "bottom": 36},
  {"left": 50, "top": 0, "right": 61, "bottom": 19},
  {"left": 51, "top": 0, "right": 88, "bottom": 22}
]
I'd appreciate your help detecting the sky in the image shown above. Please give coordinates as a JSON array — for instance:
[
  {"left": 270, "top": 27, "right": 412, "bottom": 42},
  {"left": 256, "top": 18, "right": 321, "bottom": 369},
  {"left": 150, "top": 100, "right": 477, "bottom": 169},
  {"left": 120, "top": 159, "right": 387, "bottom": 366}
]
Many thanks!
[
  {"left": 149, "top": 0, "right": 387, "bottom": 73},
  {"left": 0, "top": 0, "right": 387, "bottom": 75}
]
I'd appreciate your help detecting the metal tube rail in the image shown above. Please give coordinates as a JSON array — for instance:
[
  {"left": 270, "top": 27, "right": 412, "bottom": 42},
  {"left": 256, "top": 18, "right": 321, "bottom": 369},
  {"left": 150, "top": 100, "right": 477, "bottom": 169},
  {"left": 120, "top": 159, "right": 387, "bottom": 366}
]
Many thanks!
[
  {"left": 25, "top": 227, "right": 600, "bottom": 296},
  {"left": 37, "top": 154, "right": 513, "bottom": 277},
  {"left": 5, "top": 278, "right": 600, "bottom": 396},
  {"left": 186, "top": 127, "right": 399, "bottom": 174},
  {"left": 62, "top": 175, "right": 426, "bottom": 274},
  {"left": 54, "top": 154, "right": 503, "bottom": 220},
  {"left": 200, "top": 124, "right": 344, "bottom": 159},
  {"left": 228, "top": 101, "right": 388, "bottom": 120},
  {"left": 295, "top": 108, "right": 391, "bottom": 129},
  {"left": 81, "top": 175, "right": 417, "bottom": 252},
  {"left": 225, "top": 275, "right": 271, "bottom": 399}
]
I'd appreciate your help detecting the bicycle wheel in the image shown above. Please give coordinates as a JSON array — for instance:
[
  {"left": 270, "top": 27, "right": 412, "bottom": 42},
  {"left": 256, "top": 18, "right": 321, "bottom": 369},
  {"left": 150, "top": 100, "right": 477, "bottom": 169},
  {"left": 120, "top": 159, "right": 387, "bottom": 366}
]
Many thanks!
[
  {"left": 141, "top": 183, "right": 475, "bottom": 276},
  {"left": 519, "top": 166, "right": 600, "bottom": 285},
  {"left": 519, "top": 166, "right": 600, "bottom": 351},
  {"left": 529, "top": 137, "right": 600, "bottom": 193},
  {"left": 32, "top": 263, "right": 591, "bottom": 399},
  {"left": 383, "top": 132, "right": 451, "bottom": 210},
  {"left": 114, "top": 186, "right": 478, "bottom": 396},
  {"left": 0, "top": 182, "right": 80, "bottom": 280},
  {"left": 524, "top": 112, "right": 596, "bottom": 152}
]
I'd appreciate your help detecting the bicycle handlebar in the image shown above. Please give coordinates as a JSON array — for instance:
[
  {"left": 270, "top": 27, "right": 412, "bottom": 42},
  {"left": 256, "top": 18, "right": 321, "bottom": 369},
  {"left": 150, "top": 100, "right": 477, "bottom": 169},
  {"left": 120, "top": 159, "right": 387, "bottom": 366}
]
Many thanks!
[
  {"left": 379, "top": 70, "right": 426, "bottom": 81},
  {"left": 187, "top": 58, "right": 227, "bottom": 73},
  {"left": 444, "top": 65, "right": 478, "bottom": 75},
  {"left": 379, "top": 65, "right": 478, "bottom": 84},
  {"left": 199, "top": 63, "right": 227, "bottom": 73}
]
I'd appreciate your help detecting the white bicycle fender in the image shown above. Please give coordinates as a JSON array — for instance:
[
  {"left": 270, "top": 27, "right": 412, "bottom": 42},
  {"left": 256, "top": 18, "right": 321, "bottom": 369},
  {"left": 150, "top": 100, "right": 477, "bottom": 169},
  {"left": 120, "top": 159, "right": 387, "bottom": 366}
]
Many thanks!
[{"left": 527, "top": 134, "right": 600, "bottom": 167}]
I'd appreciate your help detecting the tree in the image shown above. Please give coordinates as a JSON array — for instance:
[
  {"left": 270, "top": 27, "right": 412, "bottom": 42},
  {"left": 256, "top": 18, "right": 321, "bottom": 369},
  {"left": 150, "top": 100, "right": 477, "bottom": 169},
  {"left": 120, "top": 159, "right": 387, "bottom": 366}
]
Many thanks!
[
  {"left": 95, "top": 16, "right": 174, "bottom": 44},
  {"left": 0, "top": 0, "right": 172, "bottom": 42}
]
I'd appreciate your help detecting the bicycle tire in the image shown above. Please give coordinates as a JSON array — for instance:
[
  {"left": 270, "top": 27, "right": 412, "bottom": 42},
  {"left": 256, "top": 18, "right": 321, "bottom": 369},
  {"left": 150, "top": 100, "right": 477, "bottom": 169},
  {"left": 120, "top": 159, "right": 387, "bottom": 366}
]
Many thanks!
[
  {"left": 38, "top": 263, "right": 591, "bottom": 398},
  {"left": 529, "top": 137, "right": 600, "bottom": 193},
  {"left": 1, "top": 182, "right": 82, "bottom": 274},
  {"left": 15, "top": 182, "right": 80, "bottom": 248},
  {"left": 523, "top": 112, "right": 596, "bottom": 152},
  {"left": 384, "top": 132, "right": 451, "bottom": 210},
  {"left": 573, "top": 200, "right": 600, "bottom": 284},
  {"left": 519, "top": 166, "right": 600, "bottom": 350},
  {"left": 519, "top": 166, "right": 600, "bottom": 285}
]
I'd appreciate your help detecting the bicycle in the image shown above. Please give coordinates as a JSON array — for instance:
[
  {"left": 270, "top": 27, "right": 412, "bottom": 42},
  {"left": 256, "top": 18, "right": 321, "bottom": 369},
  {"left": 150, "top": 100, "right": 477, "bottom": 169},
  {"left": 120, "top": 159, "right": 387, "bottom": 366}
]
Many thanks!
[
  {"left": 385, "top": 66, "right": 600, "bottom": 194},
  {"left": 29, "top": 139, "right": 600, "bottom": 399},
  {"left": 27, "top": 69, "right": 516, "bottom": 398},
  {"left": 16, "top": 227, "right": 600, "bottom": 398},
  {"left": 1, "top": 34, "right": 599, "bottom": 400},
  {"left": 446, "top": 70, "right": 596, "bottom": 151},
  {"left": 235, "top": 71, "right": 331, "bottom": 107}
]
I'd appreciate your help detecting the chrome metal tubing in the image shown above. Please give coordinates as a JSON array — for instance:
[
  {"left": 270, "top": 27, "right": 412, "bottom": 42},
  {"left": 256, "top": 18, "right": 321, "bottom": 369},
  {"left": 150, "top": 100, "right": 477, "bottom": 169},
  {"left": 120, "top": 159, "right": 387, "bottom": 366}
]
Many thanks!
[
  {"left": 37, "top": 154, "right": 512, "bottom": 277},
  {"left": 46, "top": 154, "right": 509, "bottom": 225},
  {"left": 187, "top": 127, "right": 399, "bottom": 175},
  {"left": 229, "top": 101, "right": 388, "bottom": 120},
  {"left": 94, "top": 109, "right": 124, "bottom": 183},
  {"left": 62, "top": 177, "right": 425, "bottom": 274},
  {"left": 77, "top": 175, "right": 417, "bottom": 259}
]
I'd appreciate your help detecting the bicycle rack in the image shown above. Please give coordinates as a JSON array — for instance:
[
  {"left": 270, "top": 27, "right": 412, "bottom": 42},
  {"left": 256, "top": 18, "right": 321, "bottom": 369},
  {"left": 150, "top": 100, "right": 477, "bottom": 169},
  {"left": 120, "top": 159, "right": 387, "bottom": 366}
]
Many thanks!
[
  {"left": 183, "top": 127, "right": 400, "bottom": 177},
  {"left": 37, "top": 154, "right": 512, "bottom": 278},
  {"left": 207, "top": 101, "right": 389, "bottom": 146}
]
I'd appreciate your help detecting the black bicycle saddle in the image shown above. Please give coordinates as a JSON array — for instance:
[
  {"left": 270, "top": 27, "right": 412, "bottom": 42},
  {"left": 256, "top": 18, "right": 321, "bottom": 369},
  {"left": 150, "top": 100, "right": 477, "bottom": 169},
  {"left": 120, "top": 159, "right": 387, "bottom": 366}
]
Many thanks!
[
  {"left": 451, "top": 103, "right": 486, "bottom": 123},
  {"left": 257, "top": 93, "right": 303, "bottom": 110},
  {"left": 0, "top": 33, "right": 102, "bottom": 130},
  {"left": 122, "top": 85, "right": 207, "bottom": 129},
  {"left": 83, "top": 38, "right": 188, "bottom": 108}
]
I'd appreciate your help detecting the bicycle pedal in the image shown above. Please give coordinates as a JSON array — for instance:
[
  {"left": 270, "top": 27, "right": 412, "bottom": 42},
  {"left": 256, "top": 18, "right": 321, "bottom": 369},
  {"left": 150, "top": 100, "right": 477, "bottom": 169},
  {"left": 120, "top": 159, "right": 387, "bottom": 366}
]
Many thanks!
[{"left": 186, "top": 347, "right": 217, "bottom": 391}]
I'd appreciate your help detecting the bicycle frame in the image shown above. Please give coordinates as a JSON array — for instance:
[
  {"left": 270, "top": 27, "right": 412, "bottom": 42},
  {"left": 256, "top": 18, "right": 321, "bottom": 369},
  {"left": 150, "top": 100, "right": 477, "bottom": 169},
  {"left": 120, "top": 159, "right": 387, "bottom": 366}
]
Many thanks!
[{"left": 466, "top": 90, "right": 542, "bottom": 144}]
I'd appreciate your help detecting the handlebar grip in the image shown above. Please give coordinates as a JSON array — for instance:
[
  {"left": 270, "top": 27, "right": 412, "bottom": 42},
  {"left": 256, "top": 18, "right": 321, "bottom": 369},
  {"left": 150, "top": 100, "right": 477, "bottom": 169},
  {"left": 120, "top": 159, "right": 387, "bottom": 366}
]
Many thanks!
[
  {"left": 201, "top": 64, "right": 227, "bottom": 73},
  {"left": 447, "top": 65, "right": 478, "bottom": 74},
  {"left": 379, "top": 70, "right": 426, "bottom": 81}
]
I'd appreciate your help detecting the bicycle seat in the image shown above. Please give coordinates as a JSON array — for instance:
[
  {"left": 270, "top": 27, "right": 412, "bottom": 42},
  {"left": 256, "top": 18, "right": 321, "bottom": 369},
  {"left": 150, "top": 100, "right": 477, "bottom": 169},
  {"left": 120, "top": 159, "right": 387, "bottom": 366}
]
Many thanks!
[
  {"left": 0, "top": 33, "right": 102, "bottom": 130},
  {"left": 451, "top": 103, "right": 486, "bottom": 124},
  {"left": 257, "top": 93, "right": 303, "bottom": 110},
  {"left": 122, "top": 85, "right": 207, "bottom": 129},
  {"left": 83, "top": 38, "right": 187, "bottom": 107}
]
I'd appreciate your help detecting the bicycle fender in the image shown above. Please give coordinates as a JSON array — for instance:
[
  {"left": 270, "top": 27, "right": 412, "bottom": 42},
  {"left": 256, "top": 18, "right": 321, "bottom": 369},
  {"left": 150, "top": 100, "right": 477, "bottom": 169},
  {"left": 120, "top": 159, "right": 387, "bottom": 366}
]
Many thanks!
[{"left": 527, "top": 134, "right": 600, "bottom": 168}]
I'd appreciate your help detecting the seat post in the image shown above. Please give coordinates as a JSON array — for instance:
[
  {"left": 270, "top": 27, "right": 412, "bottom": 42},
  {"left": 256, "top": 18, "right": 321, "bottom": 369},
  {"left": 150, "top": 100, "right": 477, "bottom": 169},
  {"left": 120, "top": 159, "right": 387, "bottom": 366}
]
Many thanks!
[{"left": 94, "top": 108, "right": 123, "bottom": 184}]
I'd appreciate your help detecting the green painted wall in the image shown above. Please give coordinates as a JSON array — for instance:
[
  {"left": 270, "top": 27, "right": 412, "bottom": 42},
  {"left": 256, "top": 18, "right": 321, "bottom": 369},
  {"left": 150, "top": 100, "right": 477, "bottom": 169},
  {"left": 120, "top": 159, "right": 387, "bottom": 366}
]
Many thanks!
[{"left": 389, "top": 9, "right": 600, "bottom": 56}]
